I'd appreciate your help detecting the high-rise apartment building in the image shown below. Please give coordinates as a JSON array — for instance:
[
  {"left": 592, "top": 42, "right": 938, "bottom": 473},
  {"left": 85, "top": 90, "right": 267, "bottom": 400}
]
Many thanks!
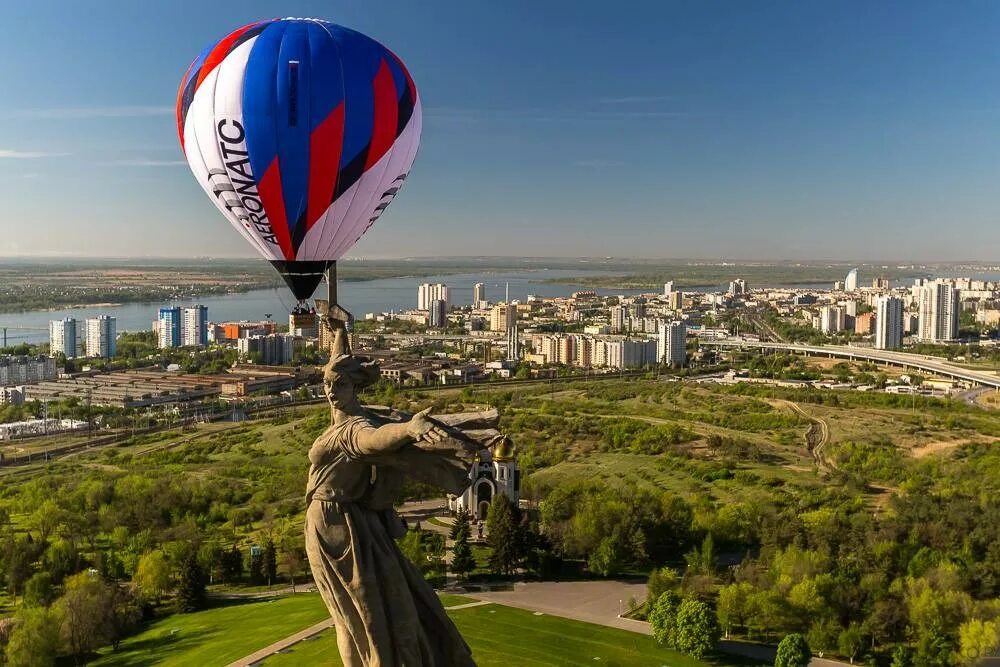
[
  {"left": 490, "top": 303, "right": 516, "bottom": 332},
  {"left": 819, "top": 305, "right": 845, "bottom": 334},
  {"left": 158, "top": 307, "right": 181, "bottom": 349},
  {"left": 473, "top": 282, "right": 486, "bottom": 306},
  {"left": 728, "top": 279, "right": 747, "bottom": 297},
  {"left": 573, "top": 333, "right": 591, "bottom": 367},
  {"left": 917, "top": 281, "right": 960, "bottom": 342},
  {"left": 288, "top": 309, "right": 318, "bottom": 338},
  {"left": 853, "top": 311, "right": 876, "bottom": 335},
  {"left": 663, "top": 281, "right": 674, "bottom": 297},
  {"left": 49, "top": 318, "right": 79, "bottom": 359},
  {"left": 845, "top": 268, "right": 859, "bottom": 292},
  {"left": 657, "top": 321, "right": 687, "bottom": 367},
  {"left": 181, "top": 306, "right": 208, "bottom": 347},
  {"left": 237, "top": 334, "right": 297, "bottom": 365},
  {"left": 417, "top": 283, "right": 449, "bottom": 311},
  {"left": 875, "top": 296, "right": 904, "bottom": 350},
  {"left": 507, "top": 321, "right": 521, "bottom": 360},
  {"left": 622, "top": 338, "right": 658, "bottom": 368},
  {"left": 0, "top": 355, "right": 57, "bottom": 386},
  {"left": 85, "top": 315, "right": 116, "bottom": 359},
  {"left": 429, "top": 299, "right": 447, "bottom": 328},
  {"left": 610, "top": 305, "right": 628, "bottom": 333},
  {"left": 668, "top": 291, "right": 684, "bottom": 310}
]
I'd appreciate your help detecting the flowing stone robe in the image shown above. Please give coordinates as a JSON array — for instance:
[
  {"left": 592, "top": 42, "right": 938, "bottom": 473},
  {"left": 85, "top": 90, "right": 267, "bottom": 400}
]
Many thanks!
[{"left": 305, "top": 408, "right": 492, "bottom": 667}]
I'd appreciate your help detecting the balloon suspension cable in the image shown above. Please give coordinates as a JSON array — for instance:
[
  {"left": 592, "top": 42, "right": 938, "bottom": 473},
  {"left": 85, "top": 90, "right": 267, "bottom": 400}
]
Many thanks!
[{"left": 319, "top": 261, "right": 353, "bottom": 355}]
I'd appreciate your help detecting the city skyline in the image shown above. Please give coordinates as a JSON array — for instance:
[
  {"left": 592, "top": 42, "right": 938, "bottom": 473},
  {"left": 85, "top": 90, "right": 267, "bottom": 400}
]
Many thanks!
[{"left": 3, "top": 2, "right": 1000, "bottom": 260}]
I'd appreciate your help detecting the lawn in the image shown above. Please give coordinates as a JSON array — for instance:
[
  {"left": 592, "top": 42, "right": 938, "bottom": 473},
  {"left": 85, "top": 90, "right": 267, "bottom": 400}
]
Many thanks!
[
  {"left": 91, "top": 594, "right": 330, "bottom": 667},
  {"left": 94, "top": 594, "right": 741, "bottom": 667},
  {"left": 262, "top": 602, "right": 726, "bottom": 667}
]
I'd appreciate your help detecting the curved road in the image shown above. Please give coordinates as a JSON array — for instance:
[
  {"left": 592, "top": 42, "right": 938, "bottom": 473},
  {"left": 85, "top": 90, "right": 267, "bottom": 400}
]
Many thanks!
[{"left": 702, "top": 340, "right": 1000, "bottom": 389}]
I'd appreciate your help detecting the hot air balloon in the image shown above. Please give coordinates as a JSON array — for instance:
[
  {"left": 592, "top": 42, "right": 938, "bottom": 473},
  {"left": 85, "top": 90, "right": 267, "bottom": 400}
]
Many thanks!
[{"left": 177, "top": 18, "right": 421, "bottom": 319}]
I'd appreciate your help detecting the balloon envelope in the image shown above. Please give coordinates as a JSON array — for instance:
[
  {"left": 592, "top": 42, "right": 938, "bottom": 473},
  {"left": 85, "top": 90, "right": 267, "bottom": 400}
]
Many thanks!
[{"left": 177, "top": 18, "right": 422, "bottom": 300}]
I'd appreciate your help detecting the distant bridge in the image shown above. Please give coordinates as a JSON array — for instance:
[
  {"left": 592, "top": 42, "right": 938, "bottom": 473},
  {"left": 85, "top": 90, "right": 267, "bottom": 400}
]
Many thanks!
[{"left": 700, "top": 339, "right": 1000, "bottom": 390}]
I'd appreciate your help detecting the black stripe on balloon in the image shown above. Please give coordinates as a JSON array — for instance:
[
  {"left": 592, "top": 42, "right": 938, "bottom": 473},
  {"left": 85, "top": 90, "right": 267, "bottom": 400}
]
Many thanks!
[
  {"left": 395, "top": 86, "right": 415, "bottom": 139},
  {"left": 179, "top": 73, "right": 200, "bottom": 137},
  {"left": 290, "top": 211, "right": 309, "bottom": 255},
  {"left": 332, "top": 144, "right": 370, "bottom": 202},
  {"left": 227, "top": 22, "right": 271, "bottom": 58}
]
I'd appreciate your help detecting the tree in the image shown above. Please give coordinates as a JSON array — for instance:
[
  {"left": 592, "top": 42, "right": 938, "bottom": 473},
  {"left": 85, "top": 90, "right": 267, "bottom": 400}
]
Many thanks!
[
  {"left": 588, "top": 535, "right": 624, "bottom": 577},
  {"left": 716, "top": 582, "right": 753, "bottom": 638},
  {"left": 449, "top": 511, "right": 468, "bottom": 541},
  {"left": 914, "top": 623, "right": 953, "bottom": 667},
  {"left": 649, "top": 590, "right": 681, "bottom": 648},
  {"left": 683, "top": 534, "right": 716, "bottom": 576},
  {"left": 486, "top": 494, "right": 519, "bottom": 576},
  {"left": 5, "top": 606, "right": 59, "bottom": 667},
  {"left": 450, "top": 520, "right": 476, "bottom": 579},
  {"left": 248, "top": 546, "right": 265, "bottom": 585},
  {"left": 262, "top": 538, "right": 278, "bottom": 587},
  {"left": 176, "top": 552, "right": 207, "bottom": 613},
  {"left": 22, "top": 571, "right": 54, "bottom": 608},
  {"left": 43, "top": 537, "right": 78, "bottom": 583},
  {"left": 108, "top": 584, "right": 143, "bottom": 650},
  {"left": 775, "top": 633, "right": 812, "bottom": 667},
  {"left": 674, "top": 598, "right": 720, "bottom": 659},
  {"left": 837, "top": 624, "right": 864, "bottom": 664},
  {"left": 2, "top": 535, "right": 34, "bottom": 601},
  {"left": 54, "top": 572, "right": 115, "bottom": 662},
  {"left": 956, "top": 619, "right": 1000, "bottom": 666},
  {"left": 278, "top": 535, "right": 307, "bottom": 593},
  {"left": 806, "top": 619, "right": 840, "bottom": 657},
  {"left": 197, "top": 540, "right": 224, "bottom": 586},
  {"left": 220, "top": 544, "right": 243, "bottom": 583},
  {"left": 890, "top": 645, "right": 913, "bottom": 667},
  {"left": 398, "top": 529, "right": 428, "bottom": 574},
  {"left": 134, "top": 550, "right": 171, "bottom": 603}
]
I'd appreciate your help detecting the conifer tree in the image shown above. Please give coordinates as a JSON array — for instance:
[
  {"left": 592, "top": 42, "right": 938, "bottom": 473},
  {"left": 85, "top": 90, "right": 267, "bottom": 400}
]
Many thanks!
[
  {"left": 451, "top": 519, "right": 476, "bottom": 578},
  {"left": 486, "top": 494, "right": 519, "bottom": 576}
]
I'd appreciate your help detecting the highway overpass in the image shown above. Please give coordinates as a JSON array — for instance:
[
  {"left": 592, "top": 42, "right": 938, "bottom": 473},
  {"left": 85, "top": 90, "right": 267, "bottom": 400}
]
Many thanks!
[{"left": 701, "top": 340, "right": 1000, "bottom": 390}]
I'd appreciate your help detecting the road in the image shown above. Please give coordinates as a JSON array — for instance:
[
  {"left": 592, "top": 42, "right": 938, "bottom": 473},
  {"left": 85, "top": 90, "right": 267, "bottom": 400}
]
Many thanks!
[
  {"left": 703, "top": 340, "right": 1000, "bottom": 389},
  {"left": 771, "top": 399, "right": 831, "bottom": 471}
]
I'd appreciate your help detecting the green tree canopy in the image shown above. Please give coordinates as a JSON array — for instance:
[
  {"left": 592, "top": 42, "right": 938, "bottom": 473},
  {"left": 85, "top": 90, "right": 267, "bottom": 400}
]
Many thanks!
[
  {"left": 674, "top": 598, "right": 720, "bottom": 659},
  {"left": 775, "top": 633, "right": 812, "bottom": 667}
]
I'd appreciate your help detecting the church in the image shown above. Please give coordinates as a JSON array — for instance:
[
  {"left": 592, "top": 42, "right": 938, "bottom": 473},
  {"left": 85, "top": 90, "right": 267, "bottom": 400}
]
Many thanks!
[{"left": 449, "top": 434, "right": 520, "bottom": 519}]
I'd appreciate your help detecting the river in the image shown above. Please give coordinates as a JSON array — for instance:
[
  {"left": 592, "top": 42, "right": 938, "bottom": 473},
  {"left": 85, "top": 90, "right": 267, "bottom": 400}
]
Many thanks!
[
  {"left": 8, "top": 267, "right": 990, "bottom": 346},
  {"left": 2, "top": 269, "right": 651, "bottom": 345}
]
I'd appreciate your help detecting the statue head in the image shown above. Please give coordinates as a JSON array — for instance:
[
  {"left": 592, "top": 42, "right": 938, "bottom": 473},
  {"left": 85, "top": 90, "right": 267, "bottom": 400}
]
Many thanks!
[{"left": 323, "top": 353, "right": 380, "bottom": 410}]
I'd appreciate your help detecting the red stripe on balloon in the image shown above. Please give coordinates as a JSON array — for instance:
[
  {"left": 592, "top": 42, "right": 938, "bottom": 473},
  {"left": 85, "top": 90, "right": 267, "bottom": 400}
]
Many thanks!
[
  {"left": 306, "top": 102, "right": 345, "bottom": 232},
  {"left": 258, "top": 159, "right": 295, "bottom": 260},
  {"left": 175, "top": 59, "right": 197, "bottom": 153},
  {"left": 365, "top": 59, "right": 399, "bottom": 171},
  {"left": 195, "top": 22, "right": 258, "bottom": 89}
]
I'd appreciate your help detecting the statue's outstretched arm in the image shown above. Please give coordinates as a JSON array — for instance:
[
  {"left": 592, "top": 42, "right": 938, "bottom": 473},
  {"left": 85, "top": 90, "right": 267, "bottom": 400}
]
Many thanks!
[{"left": 352, "top": 408, "right": 448, "bottom": 456}]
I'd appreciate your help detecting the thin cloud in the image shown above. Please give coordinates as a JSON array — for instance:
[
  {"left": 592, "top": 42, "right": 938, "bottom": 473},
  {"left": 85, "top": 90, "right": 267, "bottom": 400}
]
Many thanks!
[
  {"left": 425, "top": 106, "right": 696, "bottom": 125},
  {"left": 104, "top": 159, "right": 186, "bottom": 167},
  {"left": 0, "top": 150, "right": 69, "bottom": 158},
  {"left": 16, "top": 105, "right": 173, "bottom": 119}
]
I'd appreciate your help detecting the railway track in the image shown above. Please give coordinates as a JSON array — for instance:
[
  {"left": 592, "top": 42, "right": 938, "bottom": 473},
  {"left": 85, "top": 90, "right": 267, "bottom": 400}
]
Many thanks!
[{"left": 0, "top": 371, "right": 654, "bottom": 476}]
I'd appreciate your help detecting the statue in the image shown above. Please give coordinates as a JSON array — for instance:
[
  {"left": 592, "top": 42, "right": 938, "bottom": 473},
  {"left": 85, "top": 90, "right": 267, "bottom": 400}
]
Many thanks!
[{"left": 305, "top": 318, "right": 485, "bottom": 666}]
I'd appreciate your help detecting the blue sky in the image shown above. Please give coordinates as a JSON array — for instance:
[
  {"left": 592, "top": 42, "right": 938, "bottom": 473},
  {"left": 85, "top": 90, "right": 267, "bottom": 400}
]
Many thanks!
[{"left": 2, "top": 1, "right": 1000, "bottom": 260}]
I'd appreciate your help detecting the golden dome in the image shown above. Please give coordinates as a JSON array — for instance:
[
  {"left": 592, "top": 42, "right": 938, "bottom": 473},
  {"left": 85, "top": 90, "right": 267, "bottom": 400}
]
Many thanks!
[{"left": 490, "top": 435, "right": 516, "bottom": 462}]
